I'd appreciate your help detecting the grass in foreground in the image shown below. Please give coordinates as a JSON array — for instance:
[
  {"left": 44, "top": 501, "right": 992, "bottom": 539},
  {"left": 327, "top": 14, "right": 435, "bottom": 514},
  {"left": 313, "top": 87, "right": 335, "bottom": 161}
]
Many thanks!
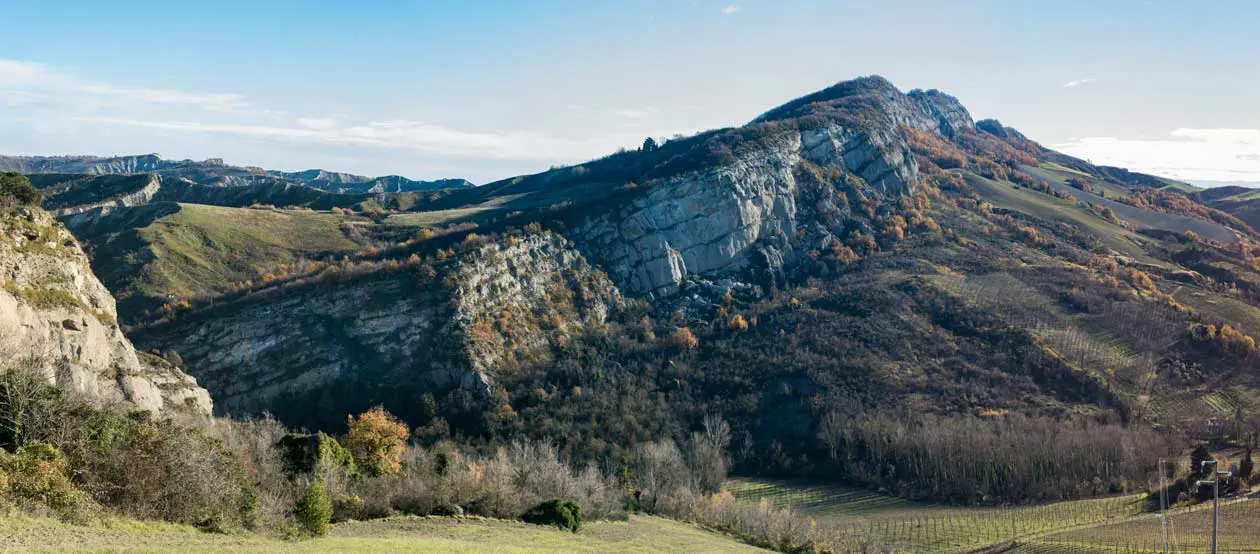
[{"left": 0, "top": 514, "right": 768, "bottom": 554}]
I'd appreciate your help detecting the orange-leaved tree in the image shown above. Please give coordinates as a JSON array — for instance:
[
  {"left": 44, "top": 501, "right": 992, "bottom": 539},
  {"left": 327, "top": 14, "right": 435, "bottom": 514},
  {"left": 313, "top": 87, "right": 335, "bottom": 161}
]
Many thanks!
[{"left": 345, "top": 406, "right": 409, "bottom": 476}]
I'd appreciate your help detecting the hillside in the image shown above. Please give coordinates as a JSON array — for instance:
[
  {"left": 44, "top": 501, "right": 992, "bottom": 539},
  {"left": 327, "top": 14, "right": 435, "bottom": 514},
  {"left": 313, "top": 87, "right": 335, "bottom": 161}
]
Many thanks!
[
  {"left": 21, "top": 75, "right": 1260, "bottom": 503},
  {"left": 61, "top": 202, "right": 384, "bottom": 321}
]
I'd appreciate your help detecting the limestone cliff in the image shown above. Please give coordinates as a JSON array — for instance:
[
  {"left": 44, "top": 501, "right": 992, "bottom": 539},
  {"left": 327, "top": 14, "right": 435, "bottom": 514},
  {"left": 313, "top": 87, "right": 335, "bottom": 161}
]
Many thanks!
[
  {"left": 571, "top": 77, "right": 974, "bottom": 295},
  {"left": 0, "top": 206, "right": 211, "bottom": 415},
  {"left": 133, "top": 231, "right": 619, "bottom": 426}
]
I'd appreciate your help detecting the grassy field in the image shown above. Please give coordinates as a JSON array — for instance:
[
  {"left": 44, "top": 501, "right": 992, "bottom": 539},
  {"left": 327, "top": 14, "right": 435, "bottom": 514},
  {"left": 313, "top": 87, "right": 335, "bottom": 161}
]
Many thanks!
[
  {"left": 71, "top": 203, "right": 376, "bottom": 320},
  {"left": 0, "top": 514, "right": 767, "bottom": 553},
  {"left": 727, "top": 478, "right": 1146, "bottom": 553},
  {"left": 963, "top": 173, "right": 1161, "bottom": 264}
]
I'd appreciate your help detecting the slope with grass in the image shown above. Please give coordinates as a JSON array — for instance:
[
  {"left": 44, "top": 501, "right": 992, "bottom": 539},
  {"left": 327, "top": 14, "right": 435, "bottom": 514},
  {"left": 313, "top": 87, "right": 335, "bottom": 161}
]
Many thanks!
[
  {"left": 62, "top": 202, "right": 379, "bottom": 321},
  {"left": 0, "top": 514, "right": 767, "bottom": 554}
]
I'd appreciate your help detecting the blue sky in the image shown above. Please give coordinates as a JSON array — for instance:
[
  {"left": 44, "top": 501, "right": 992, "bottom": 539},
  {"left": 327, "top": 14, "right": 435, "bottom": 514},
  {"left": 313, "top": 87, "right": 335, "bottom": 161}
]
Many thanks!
[{"left": 2, "top": 0, "right": 1258, "bottom": 184}]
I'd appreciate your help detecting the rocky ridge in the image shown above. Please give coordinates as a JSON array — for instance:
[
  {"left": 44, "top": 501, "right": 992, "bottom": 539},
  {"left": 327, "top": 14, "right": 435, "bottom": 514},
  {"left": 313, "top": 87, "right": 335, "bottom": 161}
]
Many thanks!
[
  {"left": 572, "top": 76, "right": 974, "bottom": 295},
  {"left": 0, "top": 206, "right": 211, "bottom": 415},
  {"left": 3, "top": 154, "right": 471, "bottom": 194},
  {"left": 134, "top": 231, "right": 619, "bottom": 423}
]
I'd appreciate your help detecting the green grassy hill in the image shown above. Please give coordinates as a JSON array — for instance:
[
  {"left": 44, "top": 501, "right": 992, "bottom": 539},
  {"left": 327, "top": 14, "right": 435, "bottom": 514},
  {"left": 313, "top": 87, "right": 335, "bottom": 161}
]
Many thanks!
[{"left": 63, "top": 203, "right": 382, "bottom": 321}]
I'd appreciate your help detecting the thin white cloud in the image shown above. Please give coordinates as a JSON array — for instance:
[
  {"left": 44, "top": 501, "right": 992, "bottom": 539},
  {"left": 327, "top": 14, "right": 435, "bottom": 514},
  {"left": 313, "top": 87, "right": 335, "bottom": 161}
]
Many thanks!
[
  {"left": 1063, "top": 78, "right": 1095, "bottom": 88},
  {"left": 0, "top": 59, "right": 46, "bottom": 84},
  {"left": 0, "top": 58, "right": 250, "bottom": 111},
  {"left": 79, "top": 83, "right": 248, "bottom": 111},
  {"left": 723, "top": 5, "right": 741, "bottom": 14},
  {"left": 74, "top": 115, "right": 688, "bottom": 161},
  {"left": 1053, "top": 128, "right": 1260, "bottom": 182},
  {"left": 0, "top": 57, "right": 699, "bottom": 165},
  {"left": 613, "top": 107, "right": 655, "bottom": 119},
  {"left": 296, "top": 117, "right": 338, "bottom": 130}
]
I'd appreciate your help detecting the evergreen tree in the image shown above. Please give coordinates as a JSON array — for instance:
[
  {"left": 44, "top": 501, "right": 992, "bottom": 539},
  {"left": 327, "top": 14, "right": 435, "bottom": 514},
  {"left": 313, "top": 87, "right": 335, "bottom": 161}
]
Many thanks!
[
  {"left": 1190, "top": 444, "right": 1212, "bottom": 478},
  {"left": 1240, "top": 448, "right": 1254, "bottom": 482}
]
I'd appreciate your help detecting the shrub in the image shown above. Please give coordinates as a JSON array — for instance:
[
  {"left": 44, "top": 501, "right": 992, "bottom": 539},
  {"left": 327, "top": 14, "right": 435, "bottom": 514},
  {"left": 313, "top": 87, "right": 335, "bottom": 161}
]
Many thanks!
[
  {"left": 0, "top": 442, "right": 88, "bottom": 518},
  {"left": 0, "top": 173, "right": 41, "bottom": 207},
  {"left": 667, "top": 327, "right": 699, "bottom": 350},
  {"left": 278, "top": 432, "right": 356, "bottom": 476},
  {"left": 346, "top": 407, "right": 409, "bottom": 476},
  {"left": 295, "top": 481, "right": 333, "bottom": 536},
  {"left": 522, "top": 499, "right": 582, "bottom": 533}
]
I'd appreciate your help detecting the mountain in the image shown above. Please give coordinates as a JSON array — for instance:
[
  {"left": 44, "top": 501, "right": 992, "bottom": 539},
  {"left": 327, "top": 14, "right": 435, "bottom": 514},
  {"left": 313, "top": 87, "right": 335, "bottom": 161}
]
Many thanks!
[
  {"left": 0, "top": 203, "right": 211, "bottom": 416},
  {"left": 266, "top": 168, "right": 475, "bottom": 193},
  {"left": 0, "top": 154, "right": 473, "bottom": 194},
  {"left": 32, "top": 75, "right": 1260, "bottom": 477}
]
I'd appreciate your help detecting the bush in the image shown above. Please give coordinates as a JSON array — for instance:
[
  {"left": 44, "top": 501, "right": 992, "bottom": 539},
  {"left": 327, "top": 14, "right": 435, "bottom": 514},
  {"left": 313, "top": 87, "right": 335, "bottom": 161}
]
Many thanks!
[
  {"left": 522, "top": 499, "right": 582, "bottom": 533},
  {"left": 278, "top": 432, "right": 356, "bottom": 476},
  {"left": 0, "top": 365, "right": 256, "bottom": 530},
  {"left": 0, "top": 442, "right": 89, "bottom": 519},
  {"left": 295, "top": 481, "right": 333, "bottom": 536},
  {"left": 0, "top": 172, "right": 41, "bottom": 207}
]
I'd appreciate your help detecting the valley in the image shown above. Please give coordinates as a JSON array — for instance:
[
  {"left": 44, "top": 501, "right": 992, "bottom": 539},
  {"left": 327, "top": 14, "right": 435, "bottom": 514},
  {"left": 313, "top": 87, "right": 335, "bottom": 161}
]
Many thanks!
[{"left": 4, "top": 74, "right": 1260, "bottom": 553}]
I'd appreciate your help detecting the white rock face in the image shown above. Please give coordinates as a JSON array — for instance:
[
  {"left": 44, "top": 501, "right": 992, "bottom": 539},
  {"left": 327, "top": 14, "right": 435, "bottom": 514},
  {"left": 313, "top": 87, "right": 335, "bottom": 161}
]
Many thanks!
[
  {"left": 0, "top": 207, "right": 211, "bottom": 416},
  {"left": 51, "top": 174, "right": 163, "bottom": 216},
  {"left": 572, "top": 81, "right": 975, "bottom": 296}
]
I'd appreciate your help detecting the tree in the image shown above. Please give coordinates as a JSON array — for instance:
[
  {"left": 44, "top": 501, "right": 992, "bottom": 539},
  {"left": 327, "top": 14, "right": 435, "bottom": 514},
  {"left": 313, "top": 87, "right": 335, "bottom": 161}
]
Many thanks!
[
  {"left": 1240, "top": 448, "right": 1254, "bottom": 482},
  {"left": 641, "top": 137, "right": 659, "bottom": 152},
  {"left": 0, "top": 363, "right": 62, "bottom": 449},
  {"left": 345, "top": 406, "right": 409, "bottom": 476},
  {"left": 668, "top": 327, "right": 699, "bottom": 350},
  {"left": 294, "top": 480, "right": 332, "bottom": 536},
  {"left": 0, "top": 173, "right": 40, "bottom": 207},
  {"left": 1190, "top": 444, "right": 1213, "bottom": 479}
]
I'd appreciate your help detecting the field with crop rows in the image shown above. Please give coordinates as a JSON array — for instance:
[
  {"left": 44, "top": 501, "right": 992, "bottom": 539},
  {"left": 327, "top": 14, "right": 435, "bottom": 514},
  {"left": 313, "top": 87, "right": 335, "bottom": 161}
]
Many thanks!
[{"left": 730, "top": 478, "right": 1260, "bottom": 553}]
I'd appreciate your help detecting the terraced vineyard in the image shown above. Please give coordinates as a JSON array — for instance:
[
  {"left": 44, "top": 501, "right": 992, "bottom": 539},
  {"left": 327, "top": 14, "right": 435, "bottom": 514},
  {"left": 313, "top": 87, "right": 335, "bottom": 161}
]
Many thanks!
[
  {"left": 1020, "top": 497, "right": 1260, "bottom": 553},
  {"left": 727, "top": 479, "right": 1156, "bottom": 553}
]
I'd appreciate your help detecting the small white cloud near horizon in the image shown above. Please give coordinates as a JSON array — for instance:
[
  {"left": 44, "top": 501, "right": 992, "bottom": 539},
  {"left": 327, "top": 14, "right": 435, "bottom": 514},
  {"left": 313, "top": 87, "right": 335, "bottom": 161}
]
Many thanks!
[
  {"left": 1053, "top": 128, "right": 1260, "bottom": 183},
  {"left": 1063, "top": 78, "right": 1096, "bottom": 88},
  {"left": 723, "top": 5, "right": 741, "bottom": 14}
]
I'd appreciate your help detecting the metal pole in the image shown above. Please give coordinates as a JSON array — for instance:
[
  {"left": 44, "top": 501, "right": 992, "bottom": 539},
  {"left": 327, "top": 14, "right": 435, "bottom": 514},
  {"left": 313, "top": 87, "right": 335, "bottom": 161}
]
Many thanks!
[
  {"left": 1211, "top": 473, "right": 1219, "bottom": 554},
  {"left": 1159, "top": 458, "right": 1170, "bottom": 554},
  {"left": 1195, "top": 458, "right": 1231, "bottom": 554}
]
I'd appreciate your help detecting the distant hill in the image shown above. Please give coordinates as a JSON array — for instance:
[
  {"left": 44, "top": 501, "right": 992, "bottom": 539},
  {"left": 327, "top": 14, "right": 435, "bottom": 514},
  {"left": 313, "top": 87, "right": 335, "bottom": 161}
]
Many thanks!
[{"left": 0, "top": 153, "right": 473, "bottom": 193}]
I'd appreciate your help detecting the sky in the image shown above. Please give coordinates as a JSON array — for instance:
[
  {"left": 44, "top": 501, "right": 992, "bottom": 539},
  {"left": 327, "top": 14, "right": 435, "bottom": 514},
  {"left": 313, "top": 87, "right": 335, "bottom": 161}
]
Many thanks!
[{"left": 2, "top": 0, "right": 1259, "bottom": 185}]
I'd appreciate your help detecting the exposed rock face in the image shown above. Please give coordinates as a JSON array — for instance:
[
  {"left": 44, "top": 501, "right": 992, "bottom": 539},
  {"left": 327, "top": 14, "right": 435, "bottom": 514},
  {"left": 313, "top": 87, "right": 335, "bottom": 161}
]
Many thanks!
[
  {"left": 0, "top": 154, "right": 171, "bottom": 175},
  {"left": 0, "top": 207, "right": 211, "bottom": 415},
  {"left": 134, "top": 232, "right": 618, "bottom": 424},
  {"left": 572, "top": 78, "right": 975, "bottom": 295},
  {"left": 45, "top": 174, "right": 164, "bottom": 216}
]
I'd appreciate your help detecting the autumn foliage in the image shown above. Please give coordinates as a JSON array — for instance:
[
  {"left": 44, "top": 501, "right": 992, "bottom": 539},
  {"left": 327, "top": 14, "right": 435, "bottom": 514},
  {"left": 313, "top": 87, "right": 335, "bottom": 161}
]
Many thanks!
[
  {"left": 346, "top": 406, "right": 410, "bottom": 476},
  {"left": 668, "top": 327, "right": 700, "bottom": 350}
]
